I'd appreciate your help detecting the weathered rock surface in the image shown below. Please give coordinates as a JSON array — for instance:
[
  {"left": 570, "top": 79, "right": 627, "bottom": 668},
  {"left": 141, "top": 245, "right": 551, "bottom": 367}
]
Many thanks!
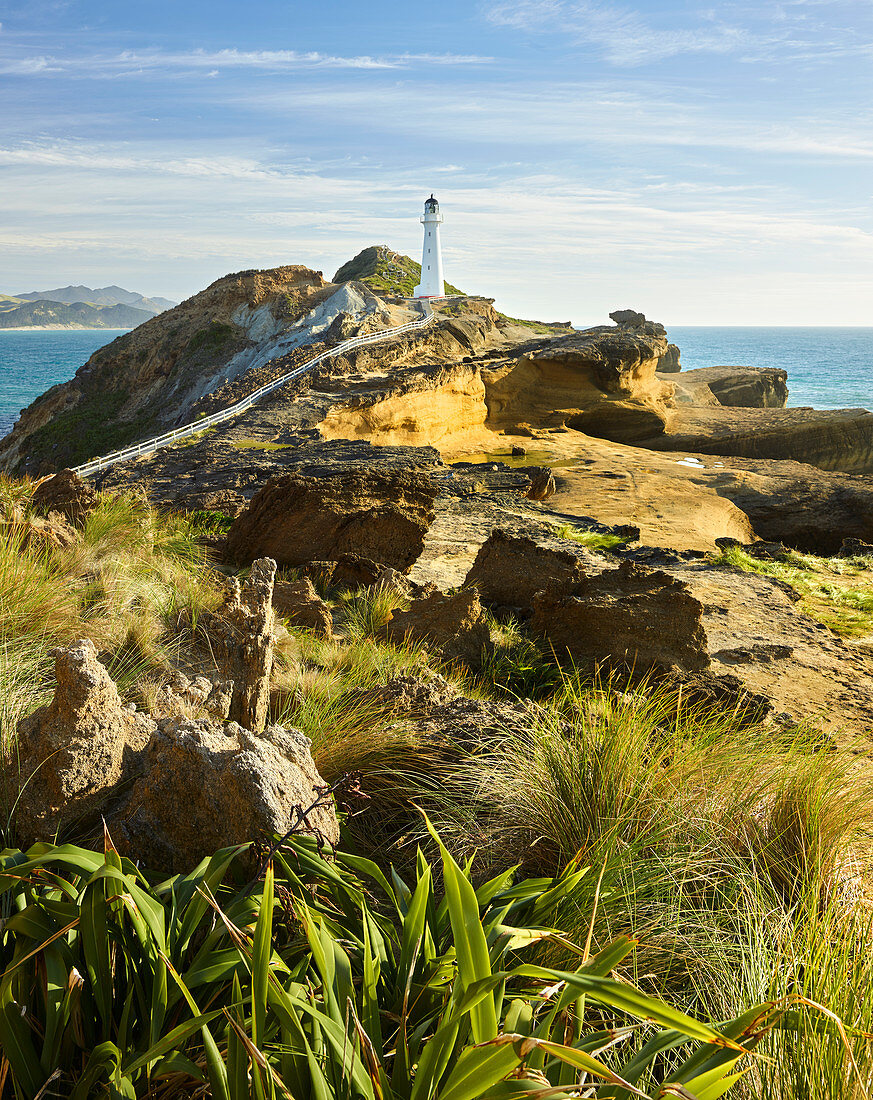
[
  {"left": 121, "top": 718, "right": 338, "bottom": 872},
  {"left": 152, "top": 671, "right": 233, "bottom": 720},
  {"left": 13, "top": 639, "right": 154, "bottom": 842},
  {"left": 387, "top": 588, "right": 492, "bottom": 666},
  {"left": 227, "top": 468, "right": 437, "bottom": 572},
  {"left": 273, "top": 577, "right": 333, "bottom": 638},
  {"left": 669, "top": 365, "right": 789, "bottom": 409},
  {"left": 358, "top": 671, "right": 544, "bottom": 749},
  {"left": 659, "top": 344, "right": 681, "bottom": 373},
  {"left": 530, "top": 560, "right": 710, "bottom": 672},
  {"left": 484, "top": 323, "right": 676, "bottom": 444},
  {"left": 640, "top": 404, "right": 873, "bottom": 474},
  {"left": 31, "top": 469, "right": 98, "bottom": 526},
  {"left": 466, "top": 528, "right": 591, "bottom": 611},
  {"left": 205, "top": 558, "right": 277, "bottom": 732}
]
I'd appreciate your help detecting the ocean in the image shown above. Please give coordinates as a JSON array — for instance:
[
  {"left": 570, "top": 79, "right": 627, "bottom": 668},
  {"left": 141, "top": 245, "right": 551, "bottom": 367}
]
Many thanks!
[{"left": 0, "top": 326, "right": 869, "bottom": 441}]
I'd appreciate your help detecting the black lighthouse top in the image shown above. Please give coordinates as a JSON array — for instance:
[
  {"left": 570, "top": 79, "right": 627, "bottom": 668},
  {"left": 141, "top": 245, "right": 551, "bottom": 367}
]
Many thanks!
[{"left": 424, "top": 194, "right": 439, "bottom": 213}]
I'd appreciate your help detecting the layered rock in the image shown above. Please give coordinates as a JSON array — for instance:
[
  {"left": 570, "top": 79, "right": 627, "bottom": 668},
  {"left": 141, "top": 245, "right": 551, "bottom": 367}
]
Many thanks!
[
  {"left": 484, "top": 322, "right": 676, "bottom": 444},
  {"left": 386, "top": 588, "right": 492, "bottom": 666},
  {"left": 670, "top": 365, "right": 789, "bottom": 409},
  {"left": 121, "top": 718, "right": 338, "bottom": 872},
  {"left": 530, "top": 560, "right": 710, "bottom": 672},
  {"left": 13, "top": 639, "right": 155, "bottom": 842},
  {"left": 227, "top": 468, "right": 437, "bottom": 573}
]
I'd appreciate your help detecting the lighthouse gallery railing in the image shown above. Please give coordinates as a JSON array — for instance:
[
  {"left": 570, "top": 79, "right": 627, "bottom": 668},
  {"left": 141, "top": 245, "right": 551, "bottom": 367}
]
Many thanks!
[{"left": 73, "top": 300, "right": 434, "bottom": 478}]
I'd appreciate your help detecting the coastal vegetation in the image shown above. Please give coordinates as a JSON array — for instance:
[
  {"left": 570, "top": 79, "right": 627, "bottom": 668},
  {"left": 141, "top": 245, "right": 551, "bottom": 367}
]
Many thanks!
[
  {"left": 1, "top": 479, "right": 872, "bottom": 1098},
  {"left": 333, "top": 245, "right": 465, "bottom": 299},
  {"left": 713, "top": 544, "right": 873, "bottom": 639}
]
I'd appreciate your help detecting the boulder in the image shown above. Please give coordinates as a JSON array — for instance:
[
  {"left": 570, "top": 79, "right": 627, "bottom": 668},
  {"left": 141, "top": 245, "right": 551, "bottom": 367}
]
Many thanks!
[
  {"left": 609, "top": 309, "right": 648, "bottom": 329},
  {"left": 13, "top": 639, "right": 155, "bottom": 842},
  {"left": 121, "top": 718, "right": 339, "bottom": 872},
  {"left": 525, "top": 467, "right": 557, "bottom": 501},
  {"left": 206, "top": 558, "right": 277, "bottom": 732},
  {"left": 465, "top": 529, "right": 590, "bottom": 611},
  {"left": 31, "top": 469, "right": 98, "bottom": 527},
  {"left": 672, "top": 366, "right": 788, "bottom": 409},
  {"left": 387, "top": 588, "right": 492, "bottom": 666},
  {"left": 226, "top": 469, "right": 436, "bottom": 573},
  {"left": 331, "top": 554, "right": 385, "bottom": 589},
  {"left": 273, "top": 577, "right": 333, "bottom": 638},
  {"left": 659, "top": 344, "right": 681, "bottom": 373},
  {"left": 530, "top": 561, "right": 710, "bottom": 672}
]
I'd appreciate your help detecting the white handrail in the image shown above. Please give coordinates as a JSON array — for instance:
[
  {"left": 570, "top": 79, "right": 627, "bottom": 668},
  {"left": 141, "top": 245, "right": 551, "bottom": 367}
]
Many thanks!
[{"left": 73, "top": 299, "right": 434, "bottom": 477}]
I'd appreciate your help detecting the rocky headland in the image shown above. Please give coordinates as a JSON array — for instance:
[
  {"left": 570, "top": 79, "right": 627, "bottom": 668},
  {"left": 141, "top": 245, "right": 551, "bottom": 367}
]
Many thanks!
[{"left": 2, "top": 247, "right": 872, "bottom": 855}]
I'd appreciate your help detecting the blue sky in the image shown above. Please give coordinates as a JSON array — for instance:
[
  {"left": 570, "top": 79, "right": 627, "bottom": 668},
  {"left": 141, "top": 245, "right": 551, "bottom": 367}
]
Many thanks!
[{"left": 1, "top": 0, "right": 871, "bottom": 324}]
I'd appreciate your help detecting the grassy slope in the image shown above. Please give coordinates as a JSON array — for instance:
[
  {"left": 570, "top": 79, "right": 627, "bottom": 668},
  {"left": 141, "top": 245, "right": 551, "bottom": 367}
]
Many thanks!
[
  {"left": 333, "top": 244, "right": 466, "bottom": 298},
  {"left": 0, "top": 480, "right": 872, "bottom": 1095}
]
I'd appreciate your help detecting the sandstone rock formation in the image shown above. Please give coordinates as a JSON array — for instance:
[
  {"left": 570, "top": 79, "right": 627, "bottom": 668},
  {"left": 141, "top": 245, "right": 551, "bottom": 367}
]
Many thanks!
[
  {"left": 669, "top": 366, "right": 788, "bottom": 409},
  {"left": 466, "top": 528, "right": 590, "bottom": 611},
  {"left": 206, "top": 558, "right": 277, "bottom": 732},
  {"left": 387, "top": 588, "right": 492, "bottom": 666},
  {"left": 121, "top": 718, "right": 338, "bottom": 872},
  {"left": 31, "top": 469, "right": 98, "bottom": 526},
  {"left": 227, "top": 469, "right": 437, "bottom": 573},
  {"left": 273, "top": 577, "right": 333, "bottom": 638},
  {"left": 484, "top": 324, "right": 676, "bottom": 444},
  {"left": 659, "top": 344, "right": 681, "bottom": 373},
  {"left": 14, "top": 639, "right": 154, "bottom": 842},
  {"left": 530, "top": 560, "right": 710, "bottom": 672}
]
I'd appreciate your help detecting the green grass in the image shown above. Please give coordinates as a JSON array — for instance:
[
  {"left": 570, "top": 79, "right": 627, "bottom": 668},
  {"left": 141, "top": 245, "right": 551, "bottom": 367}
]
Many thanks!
[
  {"left": 553, "top": 521, "right": 629, "bottom": 551},
  {"left": 333, "top": 244, "right": 465, "bottom": 298},
  {"left": 712, "top": 545, "right": 873, "bottom": 638},
  {"left": 20, "top": 389, "right": 156, "bottom": 470},
  {"left": 497, "top": 311, "right": 574, "bottom": 334},
  {"left": 184, "top": 321, "right": 238, "bottom": 356},
  {"left": 230, "top": 437, "right": 291, "bottom": 451}
]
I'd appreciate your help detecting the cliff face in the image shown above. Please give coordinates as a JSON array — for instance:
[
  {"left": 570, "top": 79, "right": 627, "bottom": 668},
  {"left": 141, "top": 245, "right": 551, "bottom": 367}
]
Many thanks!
[{"left": 0, "top": 266, "right": 338, "bottom": 472}]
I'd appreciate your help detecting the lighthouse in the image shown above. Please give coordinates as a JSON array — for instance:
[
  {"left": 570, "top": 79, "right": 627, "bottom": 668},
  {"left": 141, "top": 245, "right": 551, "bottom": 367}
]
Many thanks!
[{"left": 413, "top": 194, "right": 445, "bottom": 298}]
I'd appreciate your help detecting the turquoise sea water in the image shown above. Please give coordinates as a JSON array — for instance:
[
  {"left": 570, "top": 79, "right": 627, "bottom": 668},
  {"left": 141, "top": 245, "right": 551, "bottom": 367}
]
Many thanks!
[
  {"left": 0, "top": 326, "right": 869, "bottom": 441},
  {"left": 0, "top": 329, "right": 129, "bottom": 437},
  {"left": 670, "top": 327, "right": 872, "bottom": 410}
]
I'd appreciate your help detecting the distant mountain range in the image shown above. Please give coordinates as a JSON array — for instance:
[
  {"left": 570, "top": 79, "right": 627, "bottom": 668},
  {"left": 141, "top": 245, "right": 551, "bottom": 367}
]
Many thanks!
[{"left": 0, "top": 285, "right": 177, "bottom": 329}]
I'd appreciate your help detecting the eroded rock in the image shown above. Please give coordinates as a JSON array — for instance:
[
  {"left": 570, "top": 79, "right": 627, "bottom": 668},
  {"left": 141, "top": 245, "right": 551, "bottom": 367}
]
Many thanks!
[
  {"left": 206, "top": 558, "right": 277, "bottom": 732},
  {"left": 14, "top": 639, "right": 155, "bottom": 842},
  {"left": 466, "top": 528, "right": 591, "bottom": 611},
  {"left": 227, "top": 469, "right": 436, "bottom": 573},
  {"left": 121, "top": 718, "right": 338, "bottom": 872},
  {"left": 273, "top": 577, "right": 333, "bottom": 638},
  {"left": 31, "top": 469, "right": 98, "bottom": 527},
  {"left": 531, "top": 560, "right": 710, "bottom": 672},
  {"left": 387, "top": 588, "right": 492, "bottom": 666}
]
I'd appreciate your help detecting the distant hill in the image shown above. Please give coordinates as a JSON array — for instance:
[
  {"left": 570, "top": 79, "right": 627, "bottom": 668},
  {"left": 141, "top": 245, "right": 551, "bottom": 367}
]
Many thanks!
[
  {"left": 13, "top": 285, "right": 176, "bottom": 315},
  {"left": 0, "top": 299, "right": 155, "bottom": 330}
]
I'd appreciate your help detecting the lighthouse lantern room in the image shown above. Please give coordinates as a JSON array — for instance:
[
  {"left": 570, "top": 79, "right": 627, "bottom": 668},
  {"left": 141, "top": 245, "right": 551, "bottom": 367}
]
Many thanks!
[{"left": 413, "top": 194, "right": 445, "bottom": 298}]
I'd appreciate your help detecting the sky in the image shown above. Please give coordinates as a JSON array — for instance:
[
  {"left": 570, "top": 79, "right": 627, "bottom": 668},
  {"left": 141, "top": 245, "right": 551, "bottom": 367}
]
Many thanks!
[{"left": 1, "top": 0, "right": 871, "bottom": 325}]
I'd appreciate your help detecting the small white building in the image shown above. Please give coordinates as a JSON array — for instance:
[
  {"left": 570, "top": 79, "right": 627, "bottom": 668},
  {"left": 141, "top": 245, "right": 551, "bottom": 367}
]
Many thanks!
[{"left": 413, "top": 194, "right": 445, "bottom": 298}]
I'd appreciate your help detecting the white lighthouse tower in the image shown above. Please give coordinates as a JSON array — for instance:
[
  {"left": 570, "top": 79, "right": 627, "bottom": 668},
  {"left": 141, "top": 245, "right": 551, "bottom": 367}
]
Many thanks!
[{"left": 413, "top": 194, "right": 445, "bottom": 298}]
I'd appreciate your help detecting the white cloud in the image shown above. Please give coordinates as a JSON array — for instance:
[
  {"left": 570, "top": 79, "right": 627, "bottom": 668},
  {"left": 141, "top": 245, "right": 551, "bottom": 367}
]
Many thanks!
[
  {"left": 0, "top": 46, "right": 493, "bottom": 78},
  {"left": 483, "top": 0, "right": 872, "bottom": 66}
]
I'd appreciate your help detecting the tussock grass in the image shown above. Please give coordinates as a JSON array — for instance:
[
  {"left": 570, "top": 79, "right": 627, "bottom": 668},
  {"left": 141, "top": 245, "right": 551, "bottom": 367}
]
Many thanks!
[{"left": 553, "top": 520, "right": 628, "bottom": 550}]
